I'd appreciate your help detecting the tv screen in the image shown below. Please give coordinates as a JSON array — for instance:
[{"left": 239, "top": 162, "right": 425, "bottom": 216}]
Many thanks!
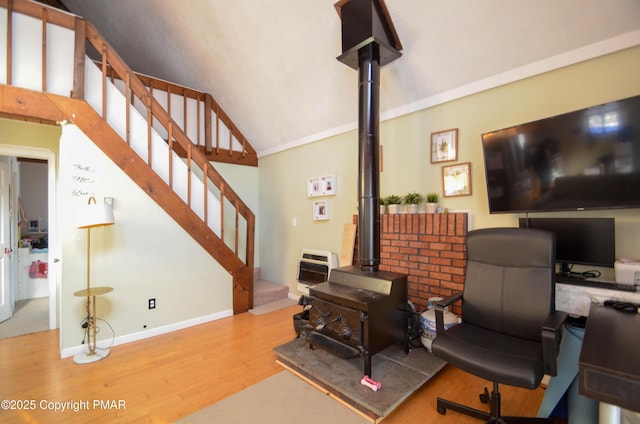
[
  {"left": 519, "top": 217, "right": 615, "bottom": 275},
  {"left": 482, "top": 95, "right": 640, "bottom": 213}
]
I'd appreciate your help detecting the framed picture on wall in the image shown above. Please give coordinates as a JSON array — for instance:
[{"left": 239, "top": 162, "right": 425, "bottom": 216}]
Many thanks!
[
  {"left": 307, "top": 175, "right": 337, "bottom": 197},
  {"left": 442, "top": 162, "right": 472, "bottom": 197},
  {"left": 308, "top": 177, "right": 320, "bottom": 197},
  {"left": 28, "top": 219, "right": 39, "bottom": 233},
  {"left": 312, "top": 200, "right": 331, "bottom": 220},
  {"left": 431, "top": 128, "right": 458, "bottom": 163}
]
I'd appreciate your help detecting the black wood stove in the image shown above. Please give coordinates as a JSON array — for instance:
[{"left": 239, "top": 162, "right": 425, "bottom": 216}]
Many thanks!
[
  {"left": 303, "top": 0, "right": 408, "bottom": 378},
  {"left": 308, "top": 267, "right": 407, "bottom": 377}
]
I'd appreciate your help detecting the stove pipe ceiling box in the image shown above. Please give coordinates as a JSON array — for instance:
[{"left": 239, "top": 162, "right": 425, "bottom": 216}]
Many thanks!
[{"left": 335, "top": 0, "right": 402, "bottom": 70}]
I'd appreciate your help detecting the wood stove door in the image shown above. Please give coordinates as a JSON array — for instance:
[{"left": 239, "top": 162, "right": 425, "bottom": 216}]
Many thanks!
[{"left": 308, "top": 298, "right": 364, "bottom": 351}]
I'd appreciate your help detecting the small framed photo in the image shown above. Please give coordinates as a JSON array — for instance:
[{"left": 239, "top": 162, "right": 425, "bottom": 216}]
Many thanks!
[
  {"left": 312, "top": 200, "right": 331, "bottom": 221},
  {"left": 308, "top": 178, "right": 321, "bottom": 197},
  {"left": 28, "top": 219, "right": 39, "bottom": 233},
  {"left": 307, "top": 175, "right": 336, "bottom": 197},
  {"left": 442, "top": 162, "right": 472, "bottom": 197},
  {"left": 431, "top": 128, "right": 458, "bottom": 163}
]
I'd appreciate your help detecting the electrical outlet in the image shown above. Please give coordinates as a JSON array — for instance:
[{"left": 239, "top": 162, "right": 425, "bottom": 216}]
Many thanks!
[{"left": 148, "top": 298, "right": 156, "bottom": 309}]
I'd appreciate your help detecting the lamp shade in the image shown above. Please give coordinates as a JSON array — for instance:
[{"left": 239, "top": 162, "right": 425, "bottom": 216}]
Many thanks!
[{"left": 77, "top": 203, "right": 115, "bottom": 229}]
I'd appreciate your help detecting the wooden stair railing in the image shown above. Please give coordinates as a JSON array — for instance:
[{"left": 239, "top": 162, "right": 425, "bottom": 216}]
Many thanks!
[
  {"left": 0, "top": 0, "right": 255, "bottom": 313},
  {"left": 101, "top": 67, "right": 258, "bottom": 167}
]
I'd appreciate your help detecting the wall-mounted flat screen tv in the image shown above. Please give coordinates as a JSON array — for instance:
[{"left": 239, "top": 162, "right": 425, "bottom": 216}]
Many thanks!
[{"left": 481, "top": 94, "right": 640, "bottom": 213}]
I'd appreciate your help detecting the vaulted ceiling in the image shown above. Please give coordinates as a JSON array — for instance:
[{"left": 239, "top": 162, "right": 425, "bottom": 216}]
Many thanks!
[{"left": 58, "top": 0, "right": 640, "bottom": 157}]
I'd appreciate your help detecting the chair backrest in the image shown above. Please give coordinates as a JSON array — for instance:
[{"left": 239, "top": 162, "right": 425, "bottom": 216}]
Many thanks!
[{"left": 462, "top": 227, "right": 556, "bottom": 342}]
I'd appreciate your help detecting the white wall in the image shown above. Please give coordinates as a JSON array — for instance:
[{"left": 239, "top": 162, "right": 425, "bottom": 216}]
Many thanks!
[
  {"left": 258, "top": 46, "right": 640, "bottom": 291},
  {"left": 214, "top": 162, "right": 260, "bottom": 267},
  {"left": 58, "top": 125, "right": 233, "bottom": 352},
  {"left": 0, "top": 118, "right": 257, "bottom": 354}
]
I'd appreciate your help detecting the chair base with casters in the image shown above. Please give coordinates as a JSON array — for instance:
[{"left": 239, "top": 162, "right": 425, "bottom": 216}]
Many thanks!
[{"left": 437, "top": 381, "right": 554, "bottom": 423}]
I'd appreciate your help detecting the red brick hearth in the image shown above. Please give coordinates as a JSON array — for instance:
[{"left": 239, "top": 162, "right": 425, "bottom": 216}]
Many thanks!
[{"left": 353, "top": 213, "right": 469, "bottom": 315}]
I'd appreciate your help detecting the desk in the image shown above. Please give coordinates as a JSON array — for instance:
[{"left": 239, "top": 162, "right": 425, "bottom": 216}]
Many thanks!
[
  {"left": 555, "top": 279, "right": 640, "bottom": 318},
  {"left": 578, "top": 304, "right": 640, "bottom": 414}
]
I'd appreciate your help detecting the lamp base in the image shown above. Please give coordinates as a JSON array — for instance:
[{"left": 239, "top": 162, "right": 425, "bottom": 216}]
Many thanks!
[{"left": 73, "top": 347, "right": 110, "bottom": 364}]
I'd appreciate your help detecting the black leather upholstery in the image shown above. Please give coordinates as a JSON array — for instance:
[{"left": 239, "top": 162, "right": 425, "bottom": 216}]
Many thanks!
[
  {"left": 432, "top": 227, "right": 566, "bottom": 423},
  {"left": 434, "top": 322, "right": 546, "bottom": 388}
]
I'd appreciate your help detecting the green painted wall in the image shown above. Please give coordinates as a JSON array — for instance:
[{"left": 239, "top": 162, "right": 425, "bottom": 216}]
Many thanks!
[{"left": 258, "top": 46, "right": 640, "bottom": 288}]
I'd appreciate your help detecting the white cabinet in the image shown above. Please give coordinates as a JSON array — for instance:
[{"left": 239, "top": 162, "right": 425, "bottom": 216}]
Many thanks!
[{"left": 16, "top": 247, "right": 49, "bottom": 300}]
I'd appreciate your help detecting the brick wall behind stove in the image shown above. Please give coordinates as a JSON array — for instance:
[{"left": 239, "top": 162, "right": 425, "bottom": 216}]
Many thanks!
[{"left": 352, "top": 213, "right": 468, "bottom": 315}]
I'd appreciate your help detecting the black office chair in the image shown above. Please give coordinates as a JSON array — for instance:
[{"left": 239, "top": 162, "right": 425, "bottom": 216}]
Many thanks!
[{"left": 432, "top": 227, "right": 567, "bottom": 423}]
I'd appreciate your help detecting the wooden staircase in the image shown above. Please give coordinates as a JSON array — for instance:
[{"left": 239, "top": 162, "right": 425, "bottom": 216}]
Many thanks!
[{"left": 0, "top": 0, "right": 256, "bottom": 313}]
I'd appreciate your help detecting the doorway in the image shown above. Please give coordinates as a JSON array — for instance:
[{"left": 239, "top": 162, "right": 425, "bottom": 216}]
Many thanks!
[{"left": 0, "top": 145, "right": 57, "bottom": 338}]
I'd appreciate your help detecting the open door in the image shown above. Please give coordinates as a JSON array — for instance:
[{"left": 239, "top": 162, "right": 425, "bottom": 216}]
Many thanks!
[
  {"left": 0, "top": 157, "right": 13, "bottom": 323},
  {"left": 0, "top": 145, "right": 57, "bottom": 334}
]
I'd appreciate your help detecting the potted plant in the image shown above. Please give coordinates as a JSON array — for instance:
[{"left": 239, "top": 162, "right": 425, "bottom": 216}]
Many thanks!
[
  {"left": 379, "top": 197, "right": 388, "bottom": 214},
  {"left": 384, "top": 195, "right": 402, "bottom": 214},
  {"left": 426, "top": 192, "right": 439, "bottom": 213},
  {"left": 403, "top": 192, "right": 424, "bottom": 214}
]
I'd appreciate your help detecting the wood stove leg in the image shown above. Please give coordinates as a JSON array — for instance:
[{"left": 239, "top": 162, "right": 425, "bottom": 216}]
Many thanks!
[
  {"left": 404, "top": 289, "right": 410, "bottom": 355},
  {"left": 405, "top": 310, "right": 410, "bottom": 354},
  {"left": 364, "top": 354, "right": 372, "bottom": 378}
]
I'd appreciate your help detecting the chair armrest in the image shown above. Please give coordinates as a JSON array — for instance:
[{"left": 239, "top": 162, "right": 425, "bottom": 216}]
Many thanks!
[
  {"left": 435, "top": 292, "right": 462, "bottom": 336},
  {"left": 436, "top": 292, "right": 463, "bottom": 309},
  {"left": 541, "top": 311, "right": 568, "bottom": 376}
]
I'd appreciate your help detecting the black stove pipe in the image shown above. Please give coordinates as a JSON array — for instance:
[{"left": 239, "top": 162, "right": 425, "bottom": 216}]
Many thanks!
[{"left": 357, "top": 43, "right": 381, "bottom": 272}]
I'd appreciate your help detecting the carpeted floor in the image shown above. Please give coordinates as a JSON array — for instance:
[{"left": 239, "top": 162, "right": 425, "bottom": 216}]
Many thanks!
[
  {"left": 0, "top": 297, "right": 49, "bottom": 339},
  {"left": 176, "top": 371, "right": 370, "bottom": 424}
]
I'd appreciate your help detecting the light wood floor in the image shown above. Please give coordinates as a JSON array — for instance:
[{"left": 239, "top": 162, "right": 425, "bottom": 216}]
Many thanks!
[{"left": 0, "top": 304, "right": 552, "bottom": 423}]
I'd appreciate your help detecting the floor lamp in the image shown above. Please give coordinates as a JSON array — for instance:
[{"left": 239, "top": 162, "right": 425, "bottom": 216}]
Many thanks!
[{"left": 73, "top": 196, "right": 115, "bottom": 364}]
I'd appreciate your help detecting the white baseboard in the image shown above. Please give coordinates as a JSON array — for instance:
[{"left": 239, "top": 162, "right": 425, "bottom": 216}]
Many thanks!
[
  {"left": 288, "top": 292, "right": 301, "bottom": 302},
  {"left": 60, "top": 309, "right": 233, "bottom": 359}
]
